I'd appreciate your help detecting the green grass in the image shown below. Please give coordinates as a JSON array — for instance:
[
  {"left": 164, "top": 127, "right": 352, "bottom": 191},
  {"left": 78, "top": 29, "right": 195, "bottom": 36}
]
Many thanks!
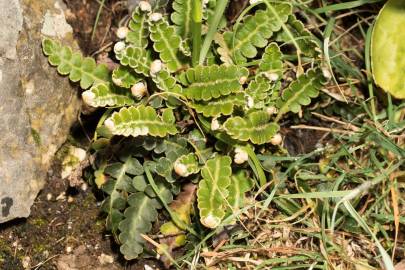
[{"left": 175, "top": 0, "right": 405, "bottom": 269}]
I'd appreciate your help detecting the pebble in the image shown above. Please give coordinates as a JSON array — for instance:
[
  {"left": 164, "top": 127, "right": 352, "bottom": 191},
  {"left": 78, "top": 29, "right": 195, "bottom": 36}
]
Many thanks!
[
  {"left": 22, "top": 256, "right": 31, "bottom": 269},
  {"left": 56, "top": 192, "right": 66, "bottom": 201},
  {"left": 98, "top": 253, "right": 114, "bottom": 265},
  {"left": 66, "top": 246, "right": 73, "bottom": 253},
  {"left": 81, "top": 182, "right": 88, "bottom": 192}
]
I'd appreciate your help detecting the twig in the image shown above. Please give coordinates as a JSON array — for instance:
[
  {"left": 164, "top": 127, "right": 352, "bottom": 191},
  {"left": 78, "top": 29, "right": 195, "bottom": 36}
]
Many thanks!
[
  {"left": 311, "top": 112, "right": 360, "bottom": 131},
  {"left": 290, "top": 124, "right": 356, "bottom": 135}
]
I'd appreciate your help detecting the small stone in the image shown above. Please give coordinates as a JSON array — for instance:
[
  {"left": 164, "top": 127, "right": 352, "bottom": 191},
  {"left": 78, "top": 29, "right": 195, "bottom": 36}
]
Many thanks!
[
  {"left": 46, "top": 193, "right": 53, "bottom": 201},
  {"left": 98, "top": 253, "right": 114, "bottom": 265},
  {"left": 22, "top": 256, "right": 31, "bottom": 269},
  {"left": 56, "top": 192, "right": 66, "bottom": 201},
  {"left": 71, "top": 147, "right": 86, "bottom": 162},
  {"left": 81, "top": 183, "right": 88, "bottom": 192},
  {"left": 67, "top": 196, "right": 74, "bottom": 203},
  {"left": 66, "top": 246, "right": 73, "bottom": 253}
]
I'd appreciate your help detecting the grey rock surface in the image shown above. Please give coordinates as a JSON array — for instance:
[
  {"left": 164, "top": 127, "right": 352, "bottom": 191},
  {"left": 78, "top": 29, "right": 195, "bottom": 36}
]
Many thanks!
[{"left": 0, "top": 0, "right": 80, "bottom": 223}]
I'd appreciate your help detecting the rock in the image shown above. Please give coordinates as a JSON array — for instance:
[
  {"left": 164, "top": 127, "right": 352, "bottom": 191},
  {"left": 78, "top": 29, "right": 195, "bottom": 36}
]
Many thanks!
[
  {"left": 57, "top": 246, "right": 120, "bottom": 270},
  {"left": 98, "top": 253, "right": 114, "bottom": 265},
  {"left": 0, "top": 0, "right": 80, "bottom": 223}
]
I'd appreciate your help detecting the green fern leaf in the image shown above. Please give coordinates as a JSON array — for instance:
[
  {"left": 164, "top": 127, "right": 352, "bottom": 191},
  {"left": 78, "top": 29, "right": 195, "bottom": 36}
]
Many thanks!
[
  {"left": 191, "top": 93, "right": 245, "bottom": 117},
  {"left": 118, "top": 193, "right": 156, "bottom": 259},
  {"left": 275, "top": 15, "right": 319, "bottom": 57},
  {"left": 223, "top": 111, "right": 280, "bottom": 145},
  {"left": 118, "top": 46, "right": 152, "bottom": 76},
  {"left": 42, "top": 38, "right": 110, "bottom": 89},
  {"left": 228, "top": 170, "right": 254, "bottom": 213},
  {"left": 179, "top": 65, "right": 249, "bottom": 101},
  {"left": 155, "top": 157, "right": 176, "bottom": 183},
  {"left": 246, "top": 76, "right": 276, "bottom": 109},
  {"left": 197, "top": 156, "right": 232, "bottom": 228},
  {"left": 258, "top": 43, "right": 283, "bottom": 80},
  {"left": 276, "top": 69, "right": 325, "bottom": 117},
  {"left": 102, "top": 157, "right": 144, "bottom": 233},
  {"left": 105, "top": 105, "right": 178, "bottom": 137},
  {"left": 171, "top": 0, "right": 193, "bottom": 40},
  {"left": 152, "top": 70, "right": 183, "bottom": 95},
  {"left": 149, "top": 19, "right": 186, "bottom": 72},
  {"left": 118, "top": 181, "right": 172, "bottom": 260},
  {"left": 174, "top": 153, "right": 200, "bottom": 177},
  {"left": 112, "top": 66, "right": 142, "bottom": 88},
  {"left": 214, "top": 33, "right": 234, "bottom": 65},
  {"left": 126, "top": 7, "right": 149, "bottom": 48},
  {"left": 82, "top": 83, "right": 135, "bottom": 107},
  {"left": 222, "top": 3, "right": 292, "bottom": 64}
]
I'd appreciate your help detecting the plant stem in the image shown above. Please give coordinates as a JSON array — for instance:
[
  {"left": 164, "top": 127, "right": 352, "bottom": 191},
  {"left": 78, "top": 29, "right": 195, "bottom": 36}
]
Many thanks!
[
  {"left": 199, "top": 0, "right": 229, "bottom": 65},
  {"left": 365, "top": 22, "right": 377, "bottom": 123},
  {"left": 144, "top": 167, "right": 199, "bottom": 237},
  {"left": 191, "top": 0, "right": 203, "bottom": 67}
]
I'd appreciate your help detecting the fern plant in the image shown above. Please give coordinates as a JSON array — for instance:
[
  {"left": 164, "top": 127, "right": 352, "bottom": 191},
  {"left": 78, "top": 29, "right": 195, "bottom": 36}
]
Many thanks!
[{"left": 43, "top": 0, "right": 327, "bottom": 265}]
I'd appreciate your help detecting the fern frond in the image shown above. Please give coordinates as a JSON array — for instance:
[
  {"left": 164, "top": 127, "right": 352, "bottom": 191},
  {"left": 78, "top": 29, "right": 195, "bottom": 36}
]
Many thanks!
[
  {"left": 155, "top": 157, "right": 176, "bottom": 183},
  {"left": 179, "top": 65, "right": 249, "bottom": 101},
  {"left": 223, "top": 111, "right": 280, "bottom": 145},
  {"left": 276, "top": 69, "right": 325, "bottom": 118},
  {"left": 119, "top": 46, "right": 152, "bottom": 76},
  {"left": 228, "top": 170, "right": 253, "bottom": 213},
  {"left": 112, "top": 66, "right": 142, "bottom": 88},
  {"left": 42, "top": 38, "right": 110, "bottom": 89},
  {"left": 149, "top": 19, "right": 186, "bottom": 72},
  {"left": 118, "top": 183, "right": 172, "bottom": 260},
  {"left": 102, "top": 157, "right": 144, "bottom": 233},
  {"left": 105, "top": 105, "right": 178, "bottom": 137},
  {"left": 222, "top": 3, "right": 292, "bottom": 64},
  {"left": 174, "top": 153, "right": 200, "bottom": 177},
  {"left": 276, "top": 15, "right": 319, "bottom": 57},
  {"left": 126, "top": 7, "right": 149, "bottom": 48},
  {"left": 214, "top": 33, "right": 234, "bottom": 65},
  {"left": 152, "top": 70, "right": 183, "bottom": 95},
  {"left": 245, "top": 76, "right": 274, "bottom": 109},
  {"left": 191, "top": 93, "right": 245, "bottom": 117},
  {"left": 82, "top": 83, "right": 135, "bottom": 107},
  {"left": 197, "top": 156, "right": 232, "bottom": 228},
  {"left": 258, "top": 43, "right": 283, "bottom": 80},
  {"left": 171, "top": 0, "right": 193, "bottom": 40}
]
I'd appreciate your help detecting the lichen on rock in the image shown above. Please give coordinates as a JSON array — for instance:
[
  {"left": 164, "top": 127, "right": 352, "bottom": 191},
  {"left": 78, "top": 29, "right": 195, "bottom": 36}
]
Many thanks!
[{"left": 0, "top": 0, "right": 80, "bottom": 223}]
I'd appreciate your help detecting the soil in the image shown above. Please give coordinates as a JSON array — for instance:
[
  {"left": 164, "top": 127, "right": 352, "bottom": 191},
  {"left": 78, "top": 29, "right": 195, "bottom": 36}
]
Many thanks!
[
  {"left": 63, "top": 0, "right": 127, "bottom": 56},
  {"left": 0, "top": 158, "right": 162, "bottom": 269}
]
